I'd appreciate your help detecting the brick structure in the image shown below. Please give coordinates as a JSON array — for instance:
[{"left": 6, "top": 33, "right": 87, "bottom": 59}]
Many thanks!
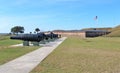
[
  {"left": 53, "top": 30, "right": 110, "bottom": 38},
  {"left": 53, "top": 31, "right": 86, "bottom": 38}
]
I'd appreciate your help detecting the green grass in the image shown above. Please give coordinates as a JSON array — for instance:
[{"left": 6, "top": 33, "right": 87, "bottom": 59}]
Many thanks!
[
  {"left": 31, "top": 37, "right": 120, "bottom": 73},
  {"left": 107, "top": 30, "right": 120, "bottom": 37},
  {"left": 0, "top": 35, "right": 22, "bottom": 46},
  {"left": 0, "top": 35, "right": 40, "bottom": 65},
  {"left": 107, "top": 25, "right": 120, "bottom": 37},
  {"left": 0, "top": 46, "right": 39, "bottom": 65}
]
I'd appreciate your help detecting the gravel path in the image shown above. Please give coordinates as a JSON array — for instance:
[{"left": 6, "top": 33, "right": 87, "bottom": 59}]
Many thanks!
[{"left": 0, "top": 37, "right": 67, "bottom": 73}]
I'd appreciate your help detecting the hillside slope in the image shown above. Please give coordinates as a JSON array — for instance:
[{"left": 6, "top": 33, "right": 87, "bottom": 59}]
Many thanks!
[{"left": 107, "top": 25, "right": 120, "bottom": 37}]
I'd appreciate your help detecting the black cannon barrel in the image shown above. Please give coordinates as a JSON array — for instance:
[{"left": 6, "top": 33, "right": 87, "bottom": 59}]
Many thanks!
[
  {"left": 10, "top": 33, "right": 46, "bottom": 42},
  {"left": 10, "top": 32, "right": 58, "bottom": 42}
]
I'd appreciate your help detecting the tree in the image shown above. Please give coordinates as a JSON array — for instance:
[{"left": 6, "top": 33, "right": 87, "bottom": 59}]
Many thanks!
[
  {"left": 35, "top": 28, "right": 40, "bottom": 33},
  {"left": 30, "top": 32, "right": 32, "bottom": 34},
  {"left": 11, "top": 26, "right": 24, "bottom": 34}
]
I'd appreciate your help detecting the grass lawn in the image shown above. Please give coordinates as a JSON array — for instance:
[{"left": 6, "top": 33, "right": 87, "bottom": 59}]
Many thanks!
[
  {"left": 0, "top": 35, "right": 22, "bottom": 46},
  {"left": 31, "top": 37, "right": 120, "bottom": 73},
  {"left": 0, "top": 35, "right": 40, "bottom": 65},
  {"left": 0, "top": 46, "right": 39, "bottom": 65}
]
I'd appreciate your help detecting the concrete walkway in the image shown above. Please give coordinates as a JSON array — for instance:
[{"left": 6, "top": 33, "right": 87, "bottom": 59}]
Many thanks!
[{"left": 0, "top": 37, "right": 67, "bottom": 73}]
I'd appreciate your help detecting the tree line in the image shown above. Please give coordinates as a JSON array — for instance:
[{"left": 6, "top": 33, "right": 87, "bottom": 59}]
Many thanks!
[{"left": 11, "top": 26, "right": 40, "bottom": 34}]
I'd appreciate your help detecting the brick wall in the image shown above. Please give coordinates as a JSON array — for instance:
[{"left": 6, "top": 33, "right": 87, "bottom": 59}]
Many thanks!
[{"left": 53, "top": 32, "right": 86, "bottom": 38}]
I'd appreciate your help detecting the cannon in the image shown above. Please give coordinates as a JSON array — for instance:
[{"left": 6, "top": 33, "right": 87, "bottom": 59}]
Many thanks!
[
  {"left": 10, "top": 32, "right": 59, "bottom": 46},
  {"left": 10, "top": 32, "right": 46, "bottom": 42},
  {"left": 45, "top": 32, "right": 58, "bottom": 40},
  {"left": 10, "top": 33, "right": 47, "bottom": 46}
]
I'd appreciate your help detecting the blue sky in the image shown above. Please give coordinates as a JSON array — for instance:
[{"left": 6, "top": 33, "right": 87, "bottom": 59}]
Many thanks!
[{"left": 0, "top": 0, "right": 120, "bottom": 33}]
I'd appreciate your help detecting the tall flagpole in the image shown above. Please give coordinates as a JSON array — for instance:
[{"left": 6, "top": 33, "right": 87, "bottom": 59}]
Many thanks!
[{"left": 94, "top": 16, "right": 98, "bottom": 30}]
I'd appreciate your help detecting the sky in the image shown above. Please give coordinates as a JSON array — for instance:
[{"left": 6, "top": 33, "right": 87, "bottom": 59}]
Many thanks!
[{"left": 0, "top": 0, "right": 120, "bottom": 33}]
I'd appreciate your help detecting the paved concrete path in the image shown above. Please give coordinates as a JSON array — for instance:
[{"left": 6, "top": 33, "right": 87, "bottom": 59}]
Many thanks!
[{"left": 0, "top": 37, "right": 67, "bottom": 73}]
